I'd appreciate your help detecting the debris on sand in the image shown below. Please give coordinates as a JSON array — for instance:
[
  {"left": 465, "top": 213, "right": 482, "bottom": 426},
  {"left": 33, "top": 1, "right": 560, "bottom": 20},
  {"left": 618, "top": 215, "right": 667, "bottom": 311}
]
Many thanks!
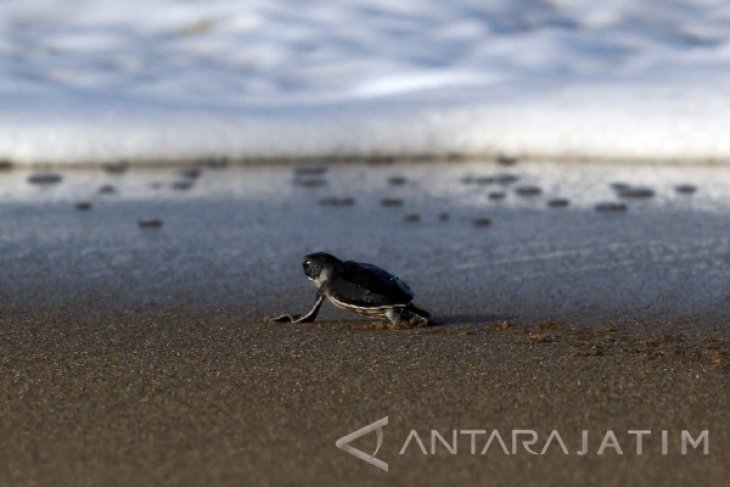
[
  {"left": 138, "top": 219, "right": 163, "bottom": 228},
  {"left": 515, "top": 185, "right": 542, "bottom": 197},
  {"left": 494, "top": 173, "right": 519, "bottom": 185},
  {"left": 28, "top": 173, "right": 63, "bottom": 185},
  {"left": 103, "top": 161, "right": 129, "bottom": 174},
  {"left": 674, "top": 184, "right": 698, "bottom": 195},
  {"left": 202, "top": 157, "right": 229, "bottom": 169},
  {"left": 172, "top": 180, "right": 194, "bottom": 191},
  {"left": 462, "top": 175, "right": 495, "bottom": 185},
  {"left": 492, "top": 320, "right": 512, "bottom": 332},
  {"left": 180, "top": 168, "right": 201, "bottom": 179},
  {"left": 380, "top": 197, "right": 404, "bottom": 207},
  {"left": 319, "top": 196, "right": 355, "bottom": 207},
  {"left": 529, "top": 333, "right": 556, "bottom": 343},
  {"left": 547, "top": 198, "right": 570, "bottom": 208},
  {"left": 595, "top": 202, "right": 628, "bottom": 212},
  {"left": 294, "top": 165, "right": 327, "bottom": 177},
  {"left": 472, "top": 217, "right": 492, "bottom": 227},
  {"left": 615, "top": 186, "right": 655, "bottom": 199},
  {"left": 293, "top": 165, "right": 328, "bottom": 187},
  {"left": 294, "top": 177, "right": 327, "bottom": 188},
  {"left": 610, "top": 182, "right": 631, "bottom": 192},
  {"left": 496, "top": 155, "right": 518, "bottom": 166},
  {"left": 388, "top": 175, "right": 407, "bottom": 186}
]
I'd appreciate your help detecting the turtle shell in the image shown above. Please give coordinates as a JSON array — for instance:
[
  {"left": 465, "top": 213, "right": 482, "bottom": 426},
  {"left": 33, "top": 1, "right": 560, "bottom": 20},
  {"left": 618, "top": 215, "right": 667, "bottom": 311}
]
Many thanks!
[{"left": 326, "top": 261, "right": 414, "bottom": 308}]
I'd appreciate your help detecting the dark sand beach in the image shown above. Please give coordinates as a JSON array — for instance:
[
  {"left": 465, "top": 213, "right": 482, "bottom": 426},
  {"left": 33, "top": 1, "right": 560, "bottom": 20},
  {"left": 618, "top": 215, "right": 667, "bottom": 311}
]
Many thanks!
[{"left": 0, "top": 161, "right": 728, "bottom": 485}]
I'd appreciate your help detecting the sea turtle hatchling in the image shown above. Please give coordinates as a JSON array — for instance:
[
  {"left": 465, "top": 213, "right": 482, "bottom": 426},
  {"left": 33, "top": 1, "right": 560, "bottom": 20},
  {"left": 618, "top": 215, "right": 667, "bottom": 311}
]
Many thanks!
[{"left": 268, "top": 252, "right": 433, "bottom": 328}]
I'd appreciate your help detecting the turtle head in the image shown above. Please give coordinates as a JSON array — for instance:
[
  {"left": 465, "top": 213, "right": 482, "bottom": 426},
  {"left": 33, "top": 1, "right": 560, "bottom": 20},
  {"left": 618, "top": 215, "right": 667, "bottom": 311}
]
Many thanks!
[{"left": 302, "top": 252, "right": 341, "bottom": 286}]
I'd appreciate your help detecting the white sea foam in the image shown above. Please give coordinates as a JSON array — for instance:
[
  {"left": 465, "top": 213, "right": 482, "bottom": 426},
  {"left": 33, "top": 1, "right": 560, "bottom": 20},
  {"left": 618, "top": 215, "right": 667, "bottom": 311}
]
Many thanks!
[{"left": 2, "top": 0, "right": 730, "bottom": 165}]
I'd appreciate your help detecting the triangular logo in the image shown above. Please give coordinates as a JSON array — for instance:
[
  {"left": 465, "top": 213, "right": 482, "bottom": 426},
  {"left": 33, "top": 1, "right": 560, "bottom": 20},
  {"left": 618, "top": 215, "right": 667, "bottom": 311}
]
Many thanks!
[{"left": 335, "top": 416, "right": 389, "bottom": 472}]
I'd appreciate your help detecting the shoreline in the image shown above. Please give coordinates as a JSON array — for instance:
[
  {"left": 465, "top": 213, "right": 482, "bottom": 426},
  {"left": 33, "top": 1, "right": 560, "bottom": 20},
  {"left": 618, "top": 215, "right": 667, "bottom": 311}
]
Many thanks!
[{"left": 5, "top": 153, "right": 730, "bottom": 170}]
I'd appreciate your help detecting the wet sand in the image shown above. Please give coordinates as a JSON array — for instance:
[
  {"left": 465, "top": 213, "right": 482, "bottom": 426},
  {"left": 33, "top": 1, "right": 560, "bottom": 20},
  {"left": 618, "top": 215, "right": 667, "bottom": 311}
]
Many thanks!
[{"left": 0, "top": 160, "right": 728, "bottom": 485}]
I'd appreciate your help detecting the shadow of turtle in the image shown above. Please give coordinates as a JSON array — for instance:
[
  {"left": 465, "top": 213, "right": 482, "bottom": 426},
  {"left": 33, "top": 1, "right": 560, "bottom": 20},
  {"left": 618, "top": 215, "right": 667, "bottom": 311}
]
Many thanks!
[
  {"left": 430, "top": 313, "right": 515, "bottom": 327},
  {"left": 293, "top": 313, "right": 516, "bottom": 330}
]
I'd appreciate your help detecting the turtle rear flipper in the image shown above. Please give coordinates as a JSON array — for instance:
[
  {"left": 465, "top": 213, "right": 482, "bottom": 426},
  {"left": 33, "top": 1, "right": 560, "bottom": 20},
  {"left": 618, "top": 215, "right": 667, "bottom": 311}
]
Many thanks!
[
  {"left": 386, "top": 304, "right": 433, "bottom": 329},
  {"left": 407, "top": 303, "right": 431, "bottom": 319}
]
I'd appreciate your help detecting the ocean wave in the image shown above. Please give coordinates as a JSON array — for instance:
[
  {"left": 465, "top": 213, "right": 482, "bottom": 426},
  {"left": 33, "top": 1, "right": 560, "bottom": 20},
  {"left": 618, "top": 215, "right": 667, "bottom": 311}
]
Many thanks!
[{"left": 1, "top": 0, "right": 730, "bottom": 166}]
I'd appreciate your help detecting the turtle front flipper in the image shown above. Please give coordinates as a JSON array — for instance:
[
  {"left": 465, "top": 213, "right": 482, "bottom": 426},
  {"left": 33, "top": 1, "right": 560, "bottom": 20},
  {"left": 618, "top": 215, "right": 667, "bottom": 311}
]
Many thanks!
[
  {"left": 267, "top": 293, "right": 325, "bottom": 324},
  {"left": 267, "top": 313, "right": 301, "bottom": 324}
]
